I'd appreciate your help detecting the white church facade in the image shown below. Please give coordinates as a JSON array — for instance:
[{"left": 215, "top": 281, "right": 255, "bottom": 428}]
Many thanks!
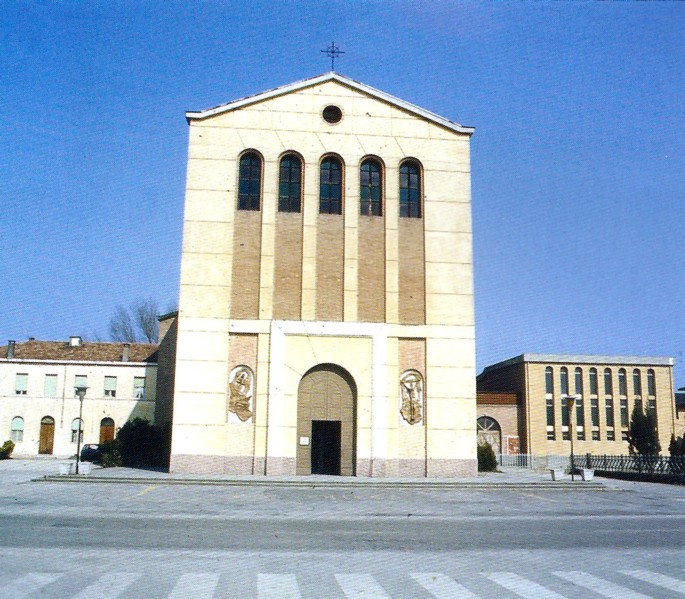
[{"left": 163, "top": 73, "right": 476, "bottom": 477}]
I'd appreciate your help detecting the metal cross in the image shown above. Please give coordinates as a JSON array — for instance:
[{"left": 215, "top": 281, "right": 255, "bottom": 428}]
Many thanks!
[{"left": 321, "top": 41, "right": 345, "bottom": 71}]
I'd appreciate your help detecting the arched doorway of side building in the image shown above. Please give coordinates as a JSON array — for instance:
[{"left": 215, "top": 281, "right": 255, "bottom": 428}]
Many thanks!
[
  {"left": 39, "top": 416, "right": 55, "bottom": 455},
  {"left": 297, "top": 364, "right": 357, "bottom": 476},
  {"left": 477, "top": 416, "right": 502, "bottom": 455}
]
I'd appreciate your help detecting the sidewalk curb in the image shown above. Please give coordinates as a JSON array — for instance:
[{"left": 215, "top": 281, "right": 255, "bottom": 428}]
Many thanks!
[{"left": 34, "top": 475, "right": 609, "bottom": 490}]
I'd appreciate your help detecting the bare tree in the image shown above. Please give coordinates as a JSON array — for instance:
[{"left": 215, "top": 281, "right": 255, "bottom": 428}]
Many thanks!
[
  {"left": 134, "top": 298, "right": 159, "bottom": 343},
  {"left": 109, "top": 299, "right": 159, "bottom": 344},
  {"left": 109, "top": 305, "right": 137, "bottom": 343}
]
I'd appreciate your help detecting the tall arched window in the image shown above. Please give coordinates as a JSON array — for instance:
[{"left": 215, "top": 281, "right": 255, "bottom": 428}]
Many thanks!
[
  {"left": 399, "top": 160, "right": 421, "bottom": 218},
  {"left": 618, "top": 368, "right": 627, "bottom": 395},
  {"left": 278, "top": 154, "right": 302, "bottom": 212},
  {"left": 71, "top": 418, "right": 83, "bottom": 444},
  {"left": 560, "top": 367, "right": 569, "bottom": 396},
  {"left": 647, "top": 369, "right": 656, "bottom": 396},
  {"left": 11, "top": 416, "right": 24, "bottom": 443},
  {"left": 633, "top": 369, "right": 642, "bottom": 396},
  {"left": 589, "top": 368, "right": 598, "bottom": 395},
  {"left": 545, "top": 367, "right": 554, "bottom": 395},
  {"left": 574, "top": 367, "right": 583, "bottom": 395},
  {"left": 320, "top": 156, "right": 342, "bottom": 215},
  {"left": 605, "top": 368, "right": 614, "bottom": 396},
  {"left": 360, "top": 158, "right": 382, "bottom": 216},
  {"left": 238, "top": 151, "right": 262, "bottom": 211}
]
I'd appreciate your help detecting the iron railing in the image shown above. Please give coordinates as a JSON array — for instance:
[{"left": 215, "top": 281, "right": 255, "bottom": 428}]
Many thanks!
[{"left": 573, "top": 453, "right": 685, "bottom": 475}]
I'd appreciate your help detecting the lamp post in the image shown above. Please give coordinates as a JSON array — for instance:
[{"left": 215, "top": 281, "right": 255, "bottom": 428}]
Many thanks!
[
  {"left": 565, "top": 394, "right": 578, "bottom": 481},
  {"left": 74, "top": 386, "right": 87, "bottom": 474}
]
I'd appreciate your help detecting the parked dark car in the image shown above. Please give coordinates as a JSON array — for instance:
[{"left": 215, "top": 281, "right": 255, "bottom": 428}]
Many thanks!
[{"left": 80, "top": 444, "right": 102, "bottom": 462}]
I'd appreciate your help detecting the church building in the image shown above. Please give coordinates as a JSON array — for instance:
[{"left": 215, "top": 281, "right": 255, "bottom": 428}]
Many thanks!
[{"left": 165, "top": 73, "right": 476, "bottom": 476}]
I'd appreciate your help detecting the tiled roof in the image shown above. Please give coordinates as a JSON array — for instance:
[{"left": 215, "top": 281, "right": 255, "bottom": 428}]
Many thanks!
[{"left": 1, "top": 340, "right": 158, "bottom": 363}]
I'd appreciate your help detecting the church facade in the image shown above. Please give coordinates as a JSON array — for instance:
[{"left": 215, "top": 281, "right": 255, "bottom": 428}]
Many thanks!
[{"left": 167, "top": 73, "right": 476, "bottom": 476}]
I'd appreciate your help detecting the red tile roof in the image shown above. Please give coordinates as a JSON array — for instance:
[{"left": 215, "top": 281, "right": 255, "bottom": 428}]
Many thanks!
[{"left": 1, "top": 340, "right": 158, "bottom": 363}]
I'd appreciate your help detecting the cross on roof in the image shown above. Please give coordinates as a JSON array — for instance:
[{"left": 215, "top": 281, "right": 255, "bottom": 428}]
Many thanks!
[{"left": 321, "top": 41, "right": 345, "bottom": 71}]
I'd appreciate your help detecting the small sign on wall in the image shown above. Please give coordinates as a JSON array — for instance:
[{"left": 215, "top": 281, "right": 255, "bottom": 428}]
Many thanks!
[{"left": 299, "top": 436, "right": 310, "bottom": 446}]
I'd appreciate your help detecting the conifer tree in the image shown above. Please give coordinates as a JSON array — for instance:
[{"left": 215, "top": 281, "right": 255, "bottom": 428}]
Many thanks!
[{"left": 627, "top": 404, "right": 660, "bottom": 456}]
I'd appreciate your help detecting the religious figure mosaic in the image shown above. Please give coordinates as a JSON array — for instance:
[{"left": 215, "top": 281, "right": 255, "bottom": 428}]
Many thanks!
[
  {"left": 228, "top": 366, "right": 253, "bottom": 422},
  {"left": 400, "top": 370, "right": 424, "bottom": 425}
]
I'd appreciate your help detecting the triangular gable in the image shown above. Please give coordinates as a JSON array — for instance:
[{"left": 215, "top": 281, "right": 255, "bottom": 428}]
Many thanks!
[{"left": 186, "top": 72, "right": 474, "bottom": 135}]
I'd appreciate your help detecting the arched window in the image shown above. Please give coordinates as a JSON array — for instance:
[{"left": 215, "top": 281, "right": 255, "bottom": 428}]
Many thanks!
[
  {"left": 618, "top": 368, "right": 627, "bottom": 395},
  {"left": 238, "top": 151, "right": 262, "bottom": 211},
  {"left": 560, "top": 367, "right": 569, "bottom": 396},
  {"left": 399, "top": 160, "right": 422, "bottom": 218},
  {"left": 574, "top": 367, "right": 583, "bottom": 395},
  {"left": 647, "top": 369, "right": 656, "bottom": 396},
  {"left": 11, "top": 416, "right": 24, "bottom": 443},
  {"left": 360, "top": 158, "right": 382, "bottom": 216},
  {"left": 545, "top": 367, "right": 554, "bottom": 395},
  {"left": 589, "top": 368, "right": 598, "bottom": 395},
  {"left": 71, "top": 418, "right": 83, "bottom": 444},
  {"left": 477, "top": 416, "right": 502, "bottom": 455},
  {"left": 605, "top": 368, "right": 614, "bottom": 396},
  {"left": 319, "top": 156, "right": 342, "bottom": 215},
  {"left": 633, "top": 369, "right": 642, "bottom": 396},
  {"left": 278, "top": 154, "right": 302, "bottom": 213}
]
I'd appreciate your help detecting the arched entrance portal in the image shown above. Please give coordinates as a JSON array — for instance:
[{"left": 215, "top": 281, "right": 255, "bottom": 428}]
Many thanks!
[
  {"left": 297, "top": 364, "right": 356, "bottom": 476},
  {"left": 477, "top": 416, "right": 502, "bottom": 455},
  {"left": 39, "top": 416, "right": 55, "bottom": 455},
  {"left": 100, "top": 417, "right": 115, "bottom": 444}
]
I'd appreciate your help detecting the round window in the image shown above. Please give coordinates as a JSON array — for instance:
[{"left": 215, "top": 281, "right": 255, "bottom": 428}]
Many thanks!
[{"left": 322, "top": 105, "right": 343, "bottom": 124}]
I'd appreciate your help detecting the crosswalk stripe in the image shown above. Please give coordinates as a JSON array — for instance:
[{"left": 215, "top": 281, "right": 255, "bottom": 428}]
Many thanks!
[
  {"left": 167, "top": 573, "right": 220, "bottom": 599},
  {"left": 621, "top": 569, "right": 685, "bottom": 594},
  {"left": 72, "top": 572, "right": 140, "bottom": 599},
  {"left": 0, "top": 572, "right": 62, "bottom": 598},
  {"left": 487, "top": 572, "right": 567, "bottom": 599},
  {"left": 257, "top": 573, "right": 302, "bottom": 599},
  {"left": 335, "top": 573, "right": 391, "bottom": 598},
  {"left": 554, "top": 571, "right": 652, "bottom": 599},
  {"left": 411, "top": 572, "right": 480, "bottom": 599}
]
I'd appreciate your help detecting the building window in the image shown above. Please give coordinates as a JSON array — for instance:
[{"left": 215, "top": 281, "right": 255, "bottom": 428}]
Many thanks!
[
  {"left": 605, "top": 368, "right": 614, "bottom": 396},
  {"left": 575, "top": 396, "right": 585, "bottom": 440},
  {"left": 133, "top": 377, "right": 146, "bottom": 399},
  {"left": 589, "top": 368, "right": 598, "bottom": 395},
  {"left": 319, "top": 156, "right": 342, "bottom": 215},
  {"left": 238, "top": 151, "right": 262, "bottom": 211},
  {"left": 648, "top": 398, "right": 657, "bottom": 427},
  {"left": 104, "top": 376, "right": 117, "bottom": 398},
  {"left": 561, "top": 396, "right": 570, "bottom": 440},
  {"left": 10, "top": 416, "right": 24, "bottom": 443},
  {"left": 605, "top": 397, "right": 615, "bottom": 431},
  {"left": 74, "top": 375, "right": 87, "bottom": 397},
  {"left": 360, "top": 158, "right": 382, "bottom": 216},
  {"left": 322, "top": 105, "right": 342, "bottom": 124},
  {"left": 560, "top": 367, "right": 569, "bottom": 396},
  {"left": 399, "top": 160, "right": 421, "bottom": 218},
  {"left": 545, "top": 367, "right": 554, "bottom": 394},
  {"left": 618, "top": 369, "right": 627, "bottom": 396},
  {"left": 44, "top": 374, "right": 58, "bottom": 398},
  {"left": 633, "top": 369, "right": 642, "bottom": 397},
  {"left": 278, "top": 154, "right": 302, "bottom": 213},
  {"left": 71, "top": 418, "right": 83, "bottom": 444},
  {"left": 621, "top": 430, "right": 629, "bottom": 441},
  {"left": 620, "top": 398, "right": 628, "bottom": 428},
  {"left": 647, "top": 369, "right": 656, "bottom": 396},
  {"left": 591, "top": 397, "right": 601, "bottom": 440},
  {"left": 546, "top": 397, "right": 555, "bottom": 440},
  {"left": 574, "top": 367, "right": 583, "bottom": 396},
  {"left": 15, "top": 373, "right": 28, "bottom": 395}
]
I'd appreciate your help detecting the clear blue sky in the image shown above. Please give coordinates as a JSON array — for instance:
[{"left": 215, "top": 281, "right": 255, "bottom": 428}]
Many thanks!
[{"left": 1, "top": 2, "right": 683, "bottom": 384}]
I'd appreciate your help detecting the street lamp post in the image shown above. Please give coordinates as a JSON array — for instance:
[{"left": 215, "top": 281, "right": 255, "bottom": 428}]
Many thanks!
[
  {"left": 74, "top": 386, "right": 88, "bottom": 475},
  {"left": 566, "top": 394, "right": 577, "bottom": 481}
]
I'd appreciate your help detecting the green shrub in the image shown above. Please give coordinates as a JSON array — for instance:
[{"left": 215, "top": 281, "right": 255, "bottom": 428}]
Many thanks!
[
  {"left": 477, "top": 442, "right": 498, "bottom": 472},
  {"left": 0, "top": 440, "right": 15, "bottom": 460},
  {"left": 99, "top": 439, "right": 123, "bottom": 467},
  {"left": 117, "top": 418, "right": 164, "bottom": 467}
]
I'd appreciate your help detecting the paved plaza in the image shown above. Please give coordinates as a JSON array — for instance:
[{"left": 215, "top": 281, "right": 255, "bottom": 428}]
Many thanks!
[{"left": 1, "top": 459, "right": 684, "bottom": 598}]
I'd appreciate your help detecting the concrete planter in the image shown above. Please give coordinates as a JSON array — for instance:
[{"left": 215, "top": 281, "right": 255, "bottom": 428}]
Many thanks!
[
  {"left": 581, "top": 468, "right": 594, "bottom": 481},
  {"left": 79, "top": 462, "right": 93, "bottom": 475},
  {"left": 58, "top": 463, "right": 72, "bottom": 476},
  {"left": 550, "top": 468, "right": 565, "bottom": 481}
]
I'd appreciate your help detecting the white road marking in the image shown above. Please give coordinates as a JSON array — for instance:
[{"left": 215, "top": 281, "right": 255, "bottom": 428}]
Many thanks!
[
  {"left": 335, "top": 573, "right": 391, "bottom": 598},
  {"left": 257, "top": 573, "right": 302, "bottom": 599},
  {"left": 167, "top": 572, "right": 220, "bottom": 599},
  {"left": 621, "top": 569, "right": 685, "bottom": 594},
  {"left": 554, "top": 571, "right": 653, "bottom": 599},
  {"left": 72, "top": 572, "right": 140, "bottom": 599},
  {"left": 487, "top": 571, "right": 567, "bottom": 598},
  {"left": 411, "top": 572, "right": 480, "bottom": 598},
  {"left": 0, "top": 572, "right": 62, "bottom": 598}
]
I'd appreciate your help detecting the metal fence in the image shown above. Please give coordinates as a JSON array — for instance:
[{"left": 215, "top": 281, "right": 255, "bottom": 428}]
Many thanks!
[
  {"left": 573, "top": 454, "right": 685, "bottom": 475},
  {"left": 498, "top": 454, "right": 569, "bottom": 471}
]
